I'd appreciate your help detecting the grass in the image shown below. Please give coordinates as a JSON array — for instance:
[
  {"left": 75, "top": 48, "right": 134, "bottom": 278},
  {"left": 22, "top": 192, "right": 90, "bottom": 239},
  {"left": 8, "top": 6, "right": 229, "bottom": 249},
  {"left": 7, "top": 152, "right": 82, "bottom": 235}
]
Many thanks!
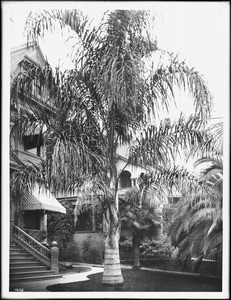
[{"left": 46, "top": 267, "right": 222, "bottom": 292}]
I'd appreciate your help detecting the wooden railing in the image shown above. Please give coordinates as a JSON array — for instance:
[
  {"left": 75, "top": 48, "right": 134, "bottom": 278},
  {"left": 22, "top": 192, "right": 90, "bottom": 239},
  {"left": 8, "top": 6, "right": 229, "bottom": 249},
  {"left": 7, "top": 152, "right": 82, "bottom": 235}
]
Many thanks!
[{"left": 13, "top": 225, "right": 51, "bottom": 268}]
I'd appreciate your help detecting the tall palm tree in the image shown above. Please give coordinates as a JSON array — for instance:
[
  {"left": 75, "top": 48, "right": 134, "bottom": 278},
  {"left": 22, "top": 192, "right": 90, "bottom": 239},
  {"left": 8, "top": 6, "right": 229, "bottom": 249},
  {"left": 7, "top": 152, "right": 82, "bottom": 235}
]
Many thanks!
[
  {"left": 168, "top": 122, "right": 223, "bottom": 273},
  {"left": 11, "top": 9, "right": 213, "bottom": 285}
]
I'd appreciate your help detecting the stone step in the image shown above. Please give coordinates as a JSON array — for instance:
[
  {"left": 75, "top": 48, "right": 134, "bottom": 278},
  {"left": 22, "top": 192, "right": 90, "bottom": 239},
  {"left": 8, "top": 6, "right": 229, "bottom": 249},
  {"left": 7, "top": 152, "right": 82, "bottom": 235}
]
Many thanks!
[
  {"left": 9, "top": 241, "right": 62, "bottom": 283},
  {"left": 10, "top": 274, "right": 62, "bottom": 283},
  {"left": 10, "top": 265, "right": 48, "bottom": 273},
  {"left": 10, "top": 253, "right": 33, "bottom": 259},
  {"left": 10, "top": 245, "right": 22, "bottom": 250},
  {"left": 10, "top": 257, "right": 37, "bottom": 263},
  {"left": 10, "top": 248, "right": 27, "bottom": 252},
  {"left": 10, "top": 250, "right": 23, "bottom": 254},
  {"left": 10, "top": 261, "right": 42, "bottom": 267},
  {"left": 10, "top": 270, "right": 55, "bottom": 279}
]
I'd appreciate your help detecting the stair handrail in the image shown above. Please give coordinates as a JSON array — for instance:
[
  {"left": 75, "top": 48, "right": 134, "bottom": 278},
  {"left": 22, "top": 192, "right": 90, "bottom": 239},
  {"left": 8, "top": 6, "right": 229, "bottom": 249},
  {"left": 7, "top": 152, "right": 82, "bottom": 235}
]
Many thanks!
[{"left": 13, "top": 225, "right": 51, "bottom": 266}]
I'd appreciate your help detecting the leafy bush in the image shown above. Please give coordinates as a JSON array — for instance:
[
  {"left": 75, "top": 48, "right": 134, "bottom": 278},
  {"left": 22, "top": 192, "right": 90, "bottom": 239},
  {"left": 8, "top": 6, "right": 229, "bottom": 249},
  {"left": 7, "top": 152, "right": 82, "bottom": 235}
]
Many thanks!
[
  {"left": 120, "top": 234, "right": 175, "bottom": 261},
  {"left": 119, "top": 237, "right": 133, "bottom": 260},
  {"left": 140, "top": 235, "right": 175, "bottom": 259},
  {"left": 82, "top": 236, "right": 91, "bottom": 253},
  {"left": 59, "top": 262, "right": 74, "bottom": 273},
  {"left": 59, "top": 241, "right": 81, "bottom": 262},
  {"left": 47, "top": 202, "right": 75, "bottom": 249},
  {"left": 82, "top": 236, "right": 104, "bottom": 264},
  {"left": 84, "top": 246, "right": 103, "bottom": 264}
]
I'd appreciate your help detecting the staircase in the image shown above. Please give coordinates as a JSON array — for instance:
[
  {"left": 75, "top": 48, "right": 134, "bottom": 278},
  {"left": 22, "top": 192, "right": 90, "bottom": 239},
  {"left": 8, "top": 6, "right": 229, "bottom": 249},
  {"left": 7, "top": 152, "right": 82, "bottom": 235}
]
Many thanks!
[{"left": 10, "top": 241, "right": 62, "bottom": 283}]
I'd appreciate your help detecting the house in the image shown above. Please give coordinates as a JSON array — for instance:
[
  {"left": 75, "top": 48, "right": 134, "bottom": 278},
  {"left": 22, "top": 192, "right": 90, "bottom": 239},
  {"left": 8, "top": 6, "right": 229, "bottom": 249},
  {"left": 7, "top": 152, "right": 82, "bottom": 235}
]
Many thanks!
[
  {"left": 10, "top": 42, "right": 173, "bottom": 261},
  {"left": 10, "top": 42, "right": 66, "bottom": 244}
]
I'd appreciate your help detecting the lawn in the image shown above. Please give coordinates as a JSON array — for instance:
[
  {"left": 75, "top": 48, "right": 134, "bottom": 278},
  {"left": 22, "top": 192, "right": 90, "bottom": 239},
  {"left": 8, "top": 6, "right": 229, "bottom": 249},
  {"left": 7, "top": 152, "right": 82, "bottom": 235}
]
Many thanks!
[{"left": 46, "top": 267, "right": 222, "bottom": 292}]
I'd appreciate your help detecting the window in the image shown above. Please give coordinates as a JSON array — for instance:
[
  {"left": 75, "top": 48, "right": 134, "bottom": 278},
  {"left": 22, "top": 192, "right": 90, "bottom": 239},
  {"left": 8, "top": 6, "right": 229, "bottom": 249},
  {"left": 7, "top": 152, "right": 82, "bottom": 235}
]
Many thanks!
[
  {"left": 75, "top": 204, "right": 92, "bottom": 231},
  {"left": 24, "top": 210, "right": 40, "bottom": 229},
  {"left": 75, "top": 203, "right": 103, "bottom": 232},
  {"left": 23, "top": 134, "right": 43, "bottom": 156},
  {"left": 119, "top": 170, "right": 132, "bottom": 189}
]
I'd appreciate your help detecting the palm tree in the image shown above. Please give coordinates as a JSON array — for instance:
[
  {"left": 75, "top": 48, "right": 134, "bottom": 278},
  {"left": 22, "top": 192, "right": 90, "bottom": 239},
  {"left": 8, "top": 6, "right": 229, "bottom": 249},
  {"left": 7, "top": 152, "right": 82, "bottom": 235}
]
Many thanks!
[
  {"left": 168, "top": 122, "right": 223, "bottom": 274},
  {"left": 121, "top": 172, "right": 167, "bottom": 269},
  {"left": 11, "top": 9, "right": 213, "bottom": 285}
]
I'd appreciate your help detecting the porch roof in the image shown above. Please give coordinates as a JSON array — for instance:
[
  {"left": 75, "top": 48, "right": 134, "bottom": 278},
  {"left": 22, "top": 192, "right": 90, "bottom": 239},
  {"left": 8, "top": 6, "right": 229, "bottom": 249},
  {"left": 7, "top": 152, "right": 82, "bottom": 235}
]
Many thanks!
[{"left": 21, "top": 184, "right": 66, "bottom": 214}]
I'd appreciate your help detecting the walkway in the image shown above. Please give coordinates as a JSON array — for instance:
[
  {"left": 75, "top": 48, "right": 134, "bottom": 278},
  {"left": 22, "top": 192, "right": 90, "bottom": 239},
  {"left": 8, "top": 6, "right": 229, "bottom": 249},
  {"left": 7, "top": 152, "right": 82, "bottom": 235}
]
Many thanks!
[{"left": 9, "top": 265, "right": 104, "bottom": 292}]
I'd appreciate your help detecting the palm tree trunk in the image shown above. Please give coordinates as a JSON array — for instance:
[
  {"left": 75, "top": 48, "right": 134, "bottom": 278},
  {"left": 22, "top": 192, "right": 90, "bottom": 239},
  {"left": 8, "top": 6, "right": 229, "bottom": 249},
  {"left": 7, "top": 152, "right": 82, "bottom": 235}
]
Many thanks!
[
  {"left": 102, "top": 202, "right": 124, "bottom": 285},
  {"left": 132, "top": 233, "right": 141, "bottom": 269}
]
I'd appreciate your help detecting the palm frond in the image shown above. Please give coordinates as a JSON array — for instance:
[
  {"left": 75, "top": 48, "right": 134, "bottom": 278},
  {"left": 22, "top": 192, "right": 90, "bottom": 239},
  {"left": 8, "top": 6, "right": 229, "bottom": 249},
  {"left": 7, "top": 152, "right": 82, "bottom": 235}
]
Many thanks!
[
  {"left": 25, "top": 9, "right": 89, "bottom": 42},
  {"left": 177, "top": 235, "right": 191, "bottom": 261},
  {"left": 207, "top": 211, "right": 222, "bottom": 237},
  {"left": 188, "top": 121, "right": 223, "bottom": 160},
  {"left": 203, "top": 231, "right": 222, "bottom": 257},
  {"left": 10, "top": 159, "right": 47, "bottom": 198},
  {"left": 188, "top": 208, "right": 215, "bottom": 230},
  {"left": 129, "top": 114, "right": 210, "bottom": 168},
  {"left": 144, "top": 51, "right": 212, "bottom": 124}
]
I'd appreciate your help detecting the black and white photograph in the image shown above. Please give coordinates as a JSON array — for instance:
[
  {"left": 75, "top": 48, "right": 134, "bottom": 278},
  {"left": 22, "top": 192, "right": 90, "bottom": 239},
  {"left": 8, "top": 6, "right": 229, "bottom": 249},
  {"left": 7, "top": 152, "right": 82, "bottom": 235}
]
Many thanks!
[{"left": 1, "top": 1, "right": 230, "bottom": 299}]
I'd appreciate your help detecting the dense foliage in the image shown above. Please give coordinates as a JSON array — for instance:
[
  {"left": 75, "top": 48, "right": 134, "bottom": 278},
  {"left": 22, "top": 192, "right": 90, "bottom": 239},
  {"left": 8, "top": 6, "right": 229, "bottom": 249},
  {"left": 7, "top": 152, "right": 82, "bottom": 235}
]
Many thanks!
[
  {"left": 47, "top": 202, "right": 75, "bottom": 249},
  {"left": 168, "top": 122, "right": 223, "bottom": 273},
  {"left": 82, "top": 236, "right": 105, "bottom": 264},
  {"left": 120, "top": 235, "right": 175, "bottom": 261}
]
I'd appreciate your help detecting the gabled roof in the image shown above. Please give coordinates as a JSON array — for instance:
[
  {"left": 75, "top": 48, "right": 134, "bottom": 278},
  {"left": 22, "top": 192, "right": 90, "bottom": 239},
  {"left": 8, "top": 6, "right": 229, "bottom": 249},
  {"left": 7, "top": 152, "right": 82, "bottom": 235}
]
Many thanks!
[{"left": 11, "top": 42, "right": 46, "bottom": 71}]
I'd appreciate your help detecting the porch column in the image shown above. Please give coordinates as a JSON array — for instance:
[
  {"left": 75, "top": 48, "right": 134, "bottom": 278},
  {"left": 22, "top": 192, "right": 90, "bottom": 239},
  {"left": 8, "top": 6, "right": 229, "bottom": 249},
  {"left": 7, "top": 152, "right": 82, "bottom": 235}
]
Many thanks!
[{"left": 51, "top": 241, "right": 59, "bottom": 274}]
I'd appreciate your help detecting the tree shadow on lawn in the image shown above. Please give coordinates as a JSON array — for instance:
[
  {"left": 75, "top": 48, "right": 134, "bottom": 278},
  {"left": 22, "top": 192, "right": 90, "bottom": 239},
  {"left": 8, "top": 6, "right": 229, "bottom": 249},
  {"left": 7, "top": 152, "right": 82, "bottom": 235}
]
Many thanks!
[{"left": 47, "top": 268, "right": 222, "bottom": 292}]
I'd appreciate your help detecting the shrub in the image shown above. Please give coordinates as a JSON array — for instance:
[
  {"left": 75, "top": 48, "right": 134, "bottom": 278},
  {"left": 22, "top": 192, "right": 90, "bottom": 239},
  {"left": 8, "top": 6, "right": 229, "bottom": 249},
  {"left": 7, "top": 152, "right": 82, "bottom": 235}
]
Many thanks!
[
  {"left": 140, "top": 235, "right": 175, "bottom": 259},
  {"left": 82, "top": 236, "right": 104, "bottom": 264},
  {"left": 82, "top": 236, "right": 91, "bottom": 253},
  {"left": 120, "top": 234, "right": 175, "bottom": 261},
  {"left": 59, "top": 262, "right": 74, "bottom": 273},
  {"left": 59, "top": 241, "right": 80, "bottom": 262},
  {"left": 47, "top": 202, "right": 75, "bottom": 249},
  {"left": 119, "top": 237, "right": 133, "bottom": 260},
  {"left": 84, "top": 246, "right": 103, "bottom": 264}
]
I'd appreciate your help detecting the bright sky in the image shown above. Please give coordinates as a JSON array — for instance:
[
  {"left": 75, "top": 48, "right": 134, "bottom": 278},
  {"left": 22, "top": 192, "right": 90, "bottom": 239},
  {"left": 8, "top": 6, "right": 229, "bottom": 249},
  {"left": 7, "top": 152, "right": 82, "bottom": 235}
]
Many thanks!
[
  {"left": 3, "top": 1, "right": 229, "bottom": 121},
  {"left": 3, "top": 0, "right": 229, "bottom": 177}
]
